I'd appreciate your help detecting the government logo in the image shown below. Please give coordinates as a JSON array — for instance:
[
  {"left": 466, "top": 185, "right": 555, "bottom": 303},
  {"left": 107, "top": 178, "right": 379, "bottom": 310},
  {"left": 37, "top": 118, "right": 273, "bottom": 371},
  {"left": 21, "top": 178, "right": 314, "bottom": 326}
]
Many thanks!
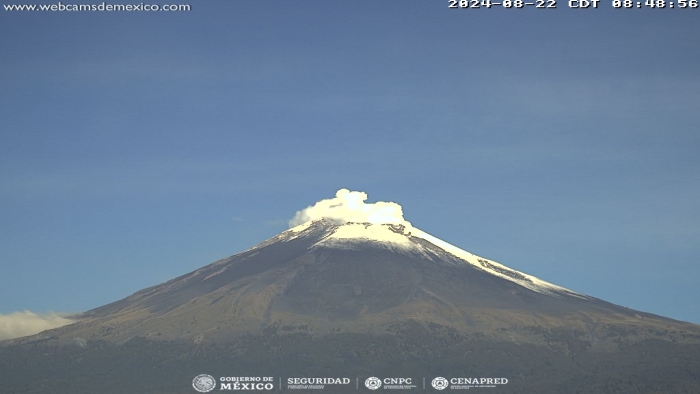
[
  {"left": 192, "top": 374, "right": 217, "bottom": 393},
  {"left": 365, "top": 377, "right": 382, "bottom": 390},
  {"left": 431, "top": 377, "right": 449, "bottom": 390}
]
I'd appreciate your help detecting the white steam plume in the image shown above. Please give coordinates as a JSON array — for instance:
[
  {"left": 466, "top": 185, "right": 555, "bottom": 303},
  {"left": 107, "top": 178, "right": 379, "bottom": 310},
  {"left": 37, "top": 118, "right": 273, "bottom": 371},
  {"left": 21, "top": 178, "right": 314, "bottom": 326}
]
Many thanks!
[
  {"left": 0, "top": 310, "right": 74, "bottom": 340},
  {"left": 289, "top": 189, "right": 411, "bottom": 227}
]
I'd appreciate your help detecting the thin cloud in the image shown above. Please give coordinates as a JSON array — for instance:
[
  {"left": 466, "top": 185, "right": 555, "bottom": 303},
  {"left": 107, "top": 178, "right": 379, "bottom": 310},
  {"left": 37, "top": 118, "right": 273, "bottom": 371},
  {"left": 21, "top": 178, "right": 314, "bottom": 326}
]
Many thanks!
[{"left": 0, "top": 310, "right": 74, "bottom": 340}]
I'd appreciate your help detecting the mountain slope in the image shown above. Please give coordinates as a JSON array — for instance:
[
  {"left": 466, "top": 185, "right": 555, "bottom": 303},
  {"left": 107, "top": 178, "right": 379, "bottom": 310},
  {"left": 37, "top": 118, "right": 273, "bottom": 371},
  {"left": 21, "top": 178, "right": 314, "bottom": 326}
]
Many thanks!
[
  {"left": 2, "top": 219, "right": 700, "bottom": 393},
  {"left": 12, "top": 219, "right": 699, "bottom": 347}
]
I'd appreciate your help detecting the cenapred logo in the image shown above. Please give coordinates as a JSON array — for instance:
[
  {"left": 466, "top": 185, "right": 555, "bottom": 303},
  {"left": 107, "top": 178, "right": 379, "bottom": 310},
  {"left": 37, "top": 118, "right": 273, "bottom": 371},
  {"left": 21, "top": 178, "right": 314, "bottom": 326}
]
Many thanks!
[
  {"left": 365, "top": 377, "right": 382, "bottom": 390},
  {"left": 432, "top": 377, "right": 509, "bottom": 390},
  {"left": 192, "top": 374, "right": 217, "bottom": 393},
  {"left": 431, "top": 377, "right": 449, "bottom": 390}
]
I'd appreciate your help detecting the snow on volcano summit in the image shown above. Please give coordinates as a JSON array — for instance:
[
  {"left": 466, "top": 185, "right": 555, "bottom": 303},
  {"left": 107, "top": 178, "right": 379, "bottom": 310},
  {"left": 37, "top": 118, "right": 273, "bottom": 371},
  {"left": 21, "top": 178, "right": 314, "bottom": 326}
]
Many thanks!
[{"left": 285, "top": 190, "right": 586, "bottom": 299}]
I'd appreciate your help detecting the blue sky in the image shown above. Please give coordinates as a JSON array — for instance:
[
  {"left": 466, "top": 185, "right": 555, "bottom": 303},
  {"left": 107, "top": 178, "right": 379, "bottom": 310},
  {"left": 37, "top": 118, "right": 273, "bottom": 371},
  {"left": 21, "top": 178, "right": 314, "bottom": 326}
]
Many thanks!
[{"left": 1, "top": 2, "right": 699, "bottom": 327}]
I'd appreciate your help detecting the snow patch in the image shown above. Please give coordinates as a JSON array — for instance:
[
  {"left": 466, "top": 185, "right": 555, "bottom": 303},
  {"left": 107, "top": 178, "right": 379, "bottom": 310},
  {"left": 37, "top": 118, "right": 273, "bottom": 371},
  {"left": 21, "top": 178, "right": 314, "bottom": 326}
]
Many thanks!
[
  {"left": 322, "top": 222, "right": 414, "bottom": 249},
  {"left": 308, "top": 221, "right": 586, "bottom": 299},
  {"left": 280, "top": 189, "right": 586, "bottom": 299},
  {"left": 410, "top": 227, "right": 585, "bottom": 297}
]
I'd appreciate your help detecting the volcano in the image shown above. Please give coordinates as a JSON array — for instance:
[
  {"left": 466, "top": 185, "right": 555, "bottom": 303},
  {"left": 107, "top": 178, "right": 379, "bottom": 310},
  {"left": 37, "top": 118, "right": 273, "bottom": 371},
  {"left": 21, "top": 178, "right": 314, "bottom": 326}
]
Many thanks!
[
  {"left": 2, "top": 192, "right": 700, "bottom": 394},
  {"left": 20, "top": 219, "right": 697, "bottom": 345}
]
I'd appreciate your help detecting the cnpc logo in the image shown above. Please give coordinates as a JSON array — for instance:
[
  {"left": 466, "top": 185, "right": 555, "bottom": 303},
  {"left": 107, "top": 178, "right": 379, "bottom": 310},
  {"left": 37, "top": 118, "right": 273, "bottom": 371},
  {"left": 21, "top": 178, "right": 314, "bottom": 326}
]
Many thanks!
[
  {"left": 365, "top": 377, "right": 382, "bottom": 390},
  {"left": 365, "top": 376, "right": 414, "bottom": 390}
]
